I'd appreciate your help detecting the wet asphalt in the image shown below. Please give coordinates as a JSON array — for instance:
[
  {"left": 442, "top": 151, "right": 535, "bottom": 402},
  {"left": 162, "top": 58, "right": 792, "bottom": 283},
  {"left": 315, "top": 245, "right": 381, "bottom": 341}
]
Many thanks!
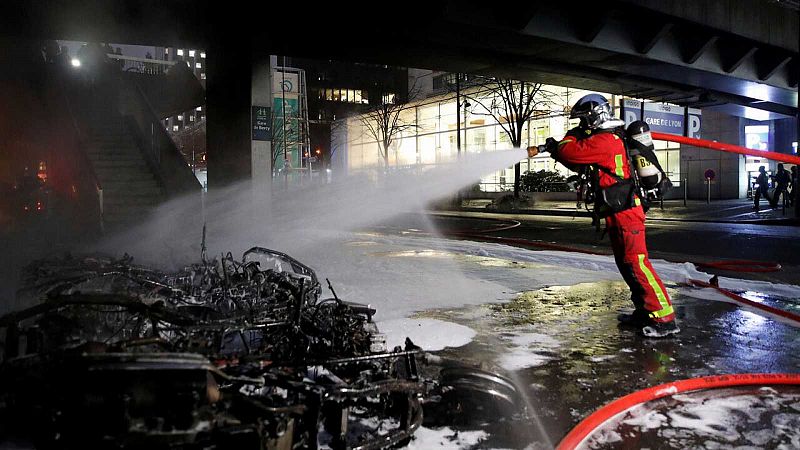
[
  {"left": 385, "top": 213, "right": 800, "bottom": 448},
  {"left": 419, "top": 282, "right": 800, "bottom": 448}
]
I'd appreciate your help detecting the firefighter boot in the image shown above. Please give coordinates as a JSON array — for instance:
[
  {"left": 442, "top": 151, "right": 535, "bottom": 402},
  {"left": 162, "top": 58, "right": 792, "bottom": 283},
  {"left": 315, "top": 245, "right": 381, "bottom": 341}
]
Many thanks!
[
  {"left": 641, "top": 320, "right": 680, "bottom": 338},
  {"left": 617, "top": 309, "right": 650, "bottom": 327}
]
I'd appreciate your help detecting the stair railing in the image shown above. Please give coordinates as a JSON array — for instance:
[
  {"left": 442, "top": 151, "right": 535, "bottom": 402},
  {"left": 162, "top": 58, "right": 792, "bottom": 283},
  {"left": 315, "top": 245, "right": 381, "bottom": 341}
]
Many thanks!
[
  {"left": 122, "top": 75, "right": 202, "bottom": 197},
  {"left": 57, "top": 73, "right": 105, "bottom": 233}
]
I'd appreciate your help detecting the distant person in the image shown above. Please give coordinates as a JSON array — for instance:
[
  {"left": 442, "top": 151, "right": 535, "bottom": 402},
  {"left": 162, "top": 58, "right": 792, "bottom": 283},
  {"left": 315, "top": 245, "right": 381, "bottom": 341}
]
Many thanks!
[
  {"left": 58, "top": 45, "right": 70, "bottom": 67},
  {"left": 77, "top": 42, "right": 108, "bottom": 86},
  {"left": 42, "top": 41, "right": 59, "bottom": 63},
  {"left": 76, "top": 43, "right": 87, "bottom": 63},
  {"left": 790, "top": 166, "right": 797, "bottom": 207},
  {"left": 753, "top": 166, "right": 771, "bottom": 211},
  {"left": 770, "top": 164, "right": 791, "bottom": 208}
]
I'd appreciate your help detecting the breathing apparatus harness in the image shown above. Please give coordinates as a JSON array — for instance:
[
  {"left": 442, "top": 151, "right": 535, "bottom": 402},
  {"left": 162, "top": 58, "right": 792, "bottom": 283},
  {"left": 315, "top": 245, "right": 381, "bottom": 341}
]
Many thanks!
[{"left": 554, "top": 122, "right": 672, "bottom": 231}]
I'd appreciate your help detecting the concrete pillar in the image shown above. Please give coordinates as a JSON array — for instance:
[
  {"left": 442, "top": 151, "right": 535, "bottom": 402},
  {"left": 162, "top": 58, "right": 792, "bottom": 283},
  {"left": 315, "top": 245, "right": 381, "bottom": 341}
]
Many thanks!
[
  {"left": 251, "top": 55, "right": 273, "bottom": 193},
  {"left": 206, "top": 41, "right": 274, "bottom": 198},
  {"left": 680, "top": 110, "right": 743, "bottom": 200},
  {"left": 206, "top": 39, "right": 253, "bottom": 188}
]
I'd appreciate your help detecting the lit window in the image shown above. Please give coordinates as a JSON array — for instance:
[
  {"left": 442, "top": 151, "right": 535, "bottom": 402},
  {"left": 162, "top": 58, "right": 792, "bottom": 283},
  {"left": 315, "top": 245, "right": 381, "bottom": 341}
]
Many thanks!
[
  {"left": 200, "top": 72, "right": 206, "bottom": 80},
  {"left": 178, "top": 115, "right": 183, "bottom": 121},
  {"left": 173, "top": 125, "right": 179, "bottom": 131},
  {"left": 196, "top": 62, "right": 202, "bottom": 69},
  {"left": 177, "top": 49, "right": 184, "bottom": 56},
  {"left": 325, "top": 89, "right": 333, "bottom": 101},
  {"left": 196, "top": 106, "right": 202, "bottom": 111},
  {"left": 70, "top": 58, "right": 81, "bottom": 67},
  {"left": 164, "top": 48, "right": 169, "bottom": 55},
  {"left": 382, "top": 93, "right": 395, "bottom": 104},
  {"left": 354, "top": 90, "right": 362, "bottom": 103},
  {"left": 189, "top": 115, "right": 195, "bottom": 122},
  {"left": 200, "top": 52, "right": 206, "bottom": 58},
  {"left": 189, "top": 50, "right": 195, "bottom": 57},
  {"left": 333, "top": 89, "right": 341, "bottom": 102},
  {"left": 201, "top": 115, "right": 205, "bottom": 121}
]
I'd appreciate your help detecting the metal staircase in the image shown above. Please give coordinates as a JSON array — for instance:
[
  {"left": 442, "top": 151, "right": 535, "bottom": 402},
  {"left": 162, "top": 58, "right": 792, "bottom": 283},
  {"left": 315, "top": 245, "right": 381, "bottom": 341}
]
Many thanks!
[{"left": 82, "top": 113, "right": 164, "bottom": 226}]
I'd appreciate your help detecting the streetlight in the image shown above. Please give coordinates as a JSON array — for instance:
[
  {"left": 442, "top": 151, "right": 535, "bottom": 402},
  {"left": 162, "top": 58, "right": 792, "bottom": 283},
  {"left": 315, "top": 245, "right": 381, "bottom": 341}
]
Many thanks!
[{"left": 71, "top": 58, "right": 81, "bottom": 68}]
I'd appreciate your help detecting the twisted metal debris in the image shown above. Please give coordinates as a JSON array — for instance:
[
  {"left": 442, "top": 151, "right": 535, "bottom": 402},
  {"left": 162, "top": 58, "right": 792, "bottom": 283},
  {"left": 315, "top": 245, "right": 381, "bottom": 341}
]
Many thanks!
[{"left": 0, "top": 244, "right": 524, "bottom": 449}]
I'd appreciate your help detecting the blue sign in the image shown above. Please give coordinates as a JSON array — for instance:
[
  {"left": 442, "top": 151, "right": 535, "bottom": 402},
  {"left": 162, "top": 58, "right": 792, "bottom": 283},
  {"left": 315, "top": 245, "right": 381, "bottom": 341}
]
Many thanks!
[
  {"left": 686, "top": 107, "right": 701, "bottom": 138},
  {"left": 252, "top": 106, "right": 272, "bottom": 141},
  {"left": 643, "top": 102, "right": 685, "bottom": 135},
  {"left": 620, "top": 99, "right": 641, "bottom": 127},
  {"left": 621, "top": 99, "right": 702, "bottom": 137}
]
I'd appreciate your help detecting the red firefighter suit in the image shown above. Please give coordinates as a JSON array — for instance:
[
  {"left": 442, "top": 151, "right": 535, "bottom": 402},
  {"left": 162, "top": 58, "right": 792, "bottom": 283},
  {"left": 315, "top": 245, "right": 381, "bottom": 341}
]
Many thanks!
[{"left": 553, "top": 130, "right": 675, "bottom": 323}]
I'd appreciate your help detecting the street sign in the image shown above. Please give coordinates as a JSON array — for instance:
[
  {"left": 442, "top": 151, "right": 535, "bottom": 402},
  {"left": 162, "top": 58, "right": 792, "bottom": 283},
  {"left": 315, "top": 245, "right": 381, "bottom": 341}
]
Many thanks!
[
  {"left": 620, "top": 100, "right": 701, "bottom": 138},
  {"left": 686, "top": 107, "right": 702, "bottom": 138},
  {"left": 252, "top": 106, "right": 271, "bottom": 141},
  {"left": 273, "top": 72, "right": 299, "bottom": 95},
  {"left": 704, "top": 169, "right": 715, "bottom": 180},
  {"left": 620, "top": 99, "right": 641, "bottom": 127},
  {"left": 643, "top": 102, "right": 685, "bottom": 135}
]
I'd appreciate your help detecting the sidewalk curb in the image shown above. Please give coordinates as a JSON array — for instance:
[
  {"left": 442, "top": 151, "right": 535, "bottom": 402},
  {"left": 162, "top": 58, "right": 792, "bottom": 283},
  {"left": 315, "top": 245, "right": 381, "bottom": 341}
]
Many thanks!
[{"left": 447, "top": 208, "right": 799, "bottom": 226}]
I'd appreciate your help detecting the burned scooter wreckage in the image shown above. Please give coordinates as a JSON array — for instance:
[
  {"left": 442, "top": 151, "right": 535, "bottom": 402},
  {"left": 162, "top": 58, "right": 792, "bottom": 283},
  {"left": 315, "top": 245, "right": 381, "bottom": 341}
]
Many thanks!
[{"left": 0, "top": 245, "right": 524, "bottom": 449}]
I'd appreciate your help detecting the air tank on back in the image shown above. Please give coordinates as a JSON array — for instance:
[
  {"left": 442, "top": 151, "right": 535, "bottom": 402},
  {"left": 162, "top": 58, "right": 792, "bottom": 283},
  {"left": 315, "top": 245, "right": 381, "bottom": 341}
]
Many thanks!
[{"left": 626, "top": 120, "right": 661, "bottom": 189}]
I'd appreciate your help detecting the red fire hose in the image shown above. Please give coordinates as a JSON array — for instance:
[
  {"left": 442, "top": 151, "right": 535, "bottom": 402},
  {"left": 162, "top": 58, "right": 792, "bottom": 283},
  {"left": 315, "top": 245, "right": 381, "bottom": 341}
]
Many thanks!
[
  {"left": 651, "top": 132, "right": 800, "bottom": 166},
  {"left": 694, "top": 259, "right": 782, "bottom": 273},
  {"left": 686, "top": 278, "right": 800, "bottom": 323},
  {"left": 556, "top": 373, "right": 800, "bottom": 450}
]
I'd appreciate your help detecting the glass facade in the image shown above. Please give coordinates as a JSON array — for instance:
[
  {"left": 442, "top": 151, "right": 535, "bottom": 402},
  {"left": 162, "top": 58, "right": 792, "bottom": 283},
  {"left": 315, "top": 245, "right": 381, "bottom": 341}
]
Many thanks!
[{"left": 335, "top": 84, "right": 682, "bottom": 191}]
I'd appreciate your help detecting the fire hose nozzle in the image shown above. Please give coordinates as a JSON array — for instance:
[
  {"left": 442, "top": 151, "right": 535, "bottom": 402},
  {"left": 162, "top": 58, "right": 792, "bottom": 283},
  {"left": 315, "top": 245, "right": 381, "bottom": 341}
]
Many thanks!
[{"left": 527, "top": 145, "right": 547, "bottom": 158}]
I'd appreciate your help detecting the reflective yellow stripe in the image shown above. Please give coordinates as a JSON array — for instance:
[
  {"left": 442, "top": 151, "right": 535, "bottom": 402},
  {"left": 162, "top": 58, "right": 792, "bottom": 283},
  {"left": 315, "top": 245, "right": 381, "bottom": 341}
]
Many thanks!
[
  {"left": 634, "top": 197, "right": 641, "bottom": 206},
  {"left": 649, "top": 305, "right": 674, "bottom": 319},
  {"left": 637, "top": 254, "right": 672, "bottom": 317},
  {"left": 558, "top": 138, "right": 573, "bottom": 148},
  {"left": 614, "top": 154, "right": 624, "bottom": 178}
]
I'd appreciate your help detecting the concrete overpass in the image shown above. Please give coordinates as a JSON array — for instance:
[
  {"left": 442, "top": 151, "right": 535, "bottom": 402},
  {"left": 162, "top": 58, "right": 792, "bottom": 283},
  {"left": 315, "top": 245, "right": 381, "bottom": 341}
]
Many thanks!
[{"left": 2, "top": 0, "right": 797, "bottom": 186}]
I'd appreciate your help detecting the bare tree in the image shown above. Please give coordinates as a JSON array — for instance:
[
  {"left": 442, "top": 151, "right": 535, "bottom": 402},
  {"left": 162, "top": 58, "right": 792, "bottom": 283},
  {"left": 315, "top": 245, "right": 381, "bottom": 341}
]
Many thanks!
[
  {"left": 271, "top": 111, "right": 300, "bottom": 173},
  {"left": 329, "top": 118, "right": 348, "bottom": 164},
  {"left": 461, "top": 77, "right": 557, "bottom": 198},
  {"left": 170, "top": 118, "right": 206, "bottom": 173},
  {"left": 358, "top": 84, "right": 419, "bottom": 169}
]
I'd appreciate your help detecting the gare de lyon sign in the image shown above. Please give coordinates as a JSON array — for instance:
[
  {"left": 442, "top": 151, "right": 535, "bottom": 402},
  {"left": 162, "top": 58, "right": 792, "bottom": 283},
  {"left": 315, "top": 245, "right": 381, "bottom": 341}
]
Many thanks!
[{"left": 620, "top": 99, "right": 701, "bottom": 139}]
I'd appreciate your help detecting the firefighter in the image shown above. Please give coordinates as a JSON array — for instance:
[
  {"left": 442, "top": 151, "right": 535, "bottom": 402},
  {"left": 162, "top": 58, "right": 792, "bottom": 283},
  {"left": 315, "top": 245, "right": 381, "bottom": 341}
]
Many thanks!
[{"left": 528, "top": 94, "right": 679, "bottom": 337}]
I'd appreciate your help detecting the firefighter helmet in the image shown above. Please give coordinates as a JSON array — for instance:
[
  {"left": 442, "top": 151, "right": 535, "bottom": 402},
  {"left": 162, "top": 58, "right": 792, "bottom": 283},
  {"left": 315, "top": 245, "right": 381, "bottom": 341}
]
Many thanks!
[{"left": 569, "top": 94, "right": 623, "bottom": 130}]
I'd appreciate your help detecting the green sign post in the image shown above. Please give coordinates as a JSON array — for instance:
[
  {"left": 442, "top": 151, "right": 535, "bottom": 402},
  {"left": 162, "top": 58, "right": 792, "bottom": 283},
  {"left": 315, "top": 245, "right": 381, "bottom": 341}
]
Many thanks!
[{"left": 273, "top": 97, "right": 300, "bottom": 167}]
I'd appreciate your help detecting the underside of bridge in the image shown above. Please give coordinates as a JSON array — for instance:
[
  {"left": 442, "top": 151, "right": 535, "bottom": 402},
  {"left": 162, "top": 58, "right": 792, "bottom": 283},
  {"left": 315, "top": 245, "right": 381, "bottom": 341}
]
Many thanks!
[{"left": 3, "top": 0, "right": 798, "bottom": 184}]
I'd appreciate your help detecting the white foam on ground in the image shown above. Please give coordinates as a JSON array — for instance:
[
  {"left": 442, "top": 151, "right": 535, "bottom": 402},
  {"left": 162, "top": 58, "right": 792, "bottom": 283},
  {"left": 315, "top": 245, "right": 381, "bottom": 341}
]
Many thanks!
[
  {"left": 589, "top": 355, "right": 617, "bottom": 362},
  {"left": 310, "top": 234, "right": 800, "bottom": 321},
  {"left": 405, "top": 426, "right": 487, "bottom": 449},
  {"left": 377, "top": 318, "right": 476, "bottom": 351},
  {"left": 298, "top": 232, "right": 622, "bottom": 320},
  {"left": 584, "top": 389, "right": 800, "bottom": 449},
  {"left": 497, "top": 332, "right": 561, "bottom": 371}
]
